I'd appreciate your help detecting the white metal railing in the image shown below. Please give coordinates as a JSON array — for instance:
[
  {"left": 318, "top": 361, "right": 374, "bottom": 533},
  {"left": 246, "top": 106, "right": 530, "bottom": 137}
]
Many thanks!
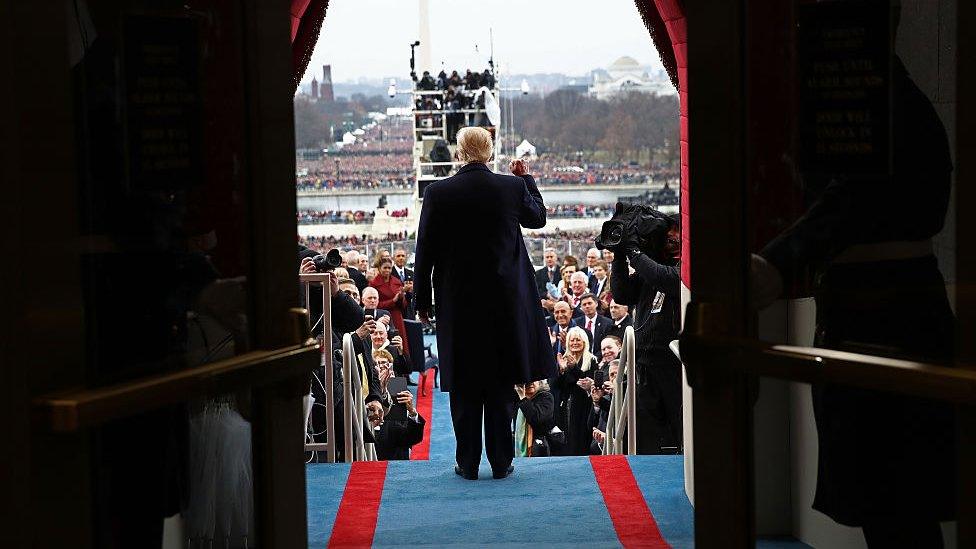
[
  {"left": 415, "top": 160, "right": 462, "bottom": 181},
  {"left": 301, "top": 273, "right": 336, "bottom": 462},
  {"left": 299, "top": 273, "right": 377, "bottom": 463},
  {"left": 604, "top": 325, "right": 637, "bottom": 455},
  {"left": 342, "top": 333, "right": 377, "bottom": 462}
]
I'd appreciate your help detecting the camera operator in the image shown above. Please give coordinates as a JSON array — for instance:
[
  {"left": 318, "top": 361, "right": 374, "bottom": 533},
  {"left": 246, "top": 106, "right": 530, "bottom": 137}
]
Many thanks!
[{"left": 604, "top": 209, "right": 682, "bottom": 454}]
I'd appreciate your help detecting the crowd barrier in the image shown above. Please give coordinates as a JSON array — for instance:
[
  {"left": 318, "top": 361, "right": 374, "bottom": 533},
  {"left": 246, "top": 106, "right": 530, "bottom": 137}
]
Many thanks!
[{"left": 604, "top": 325, "right": 638, "bottom": 455}]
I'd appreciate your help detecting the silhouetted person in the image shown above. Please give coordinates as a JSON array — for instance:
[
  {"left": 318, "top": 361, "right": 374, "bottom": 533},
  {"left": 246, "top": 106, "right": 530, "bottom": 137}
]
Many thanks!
[
  {"left": 429, "top": 139, "right": 453, "bottom": 177},
  {"left": 754, "top": 7, "right": 955, "bottom": 546},
  {"left": 418, "top": 70, "right": 436, "bottom": 91}
]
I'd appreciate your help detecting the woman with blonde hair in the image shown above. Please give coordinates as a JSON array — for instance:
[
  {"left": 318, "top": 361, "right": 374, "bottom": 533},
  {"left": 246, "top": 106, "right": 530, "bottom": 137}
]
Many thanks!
[{"left": 555, "top": 326, "right": 599, "bottom": 455}]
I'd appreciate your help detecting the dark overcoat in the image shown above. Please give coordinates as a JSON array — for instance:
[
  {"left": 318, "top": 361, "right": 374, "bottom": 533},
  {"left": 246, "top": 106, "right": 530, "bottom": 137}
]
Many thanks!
[{"left": 414, "top": 162, "right": 557, "bottom": 392}]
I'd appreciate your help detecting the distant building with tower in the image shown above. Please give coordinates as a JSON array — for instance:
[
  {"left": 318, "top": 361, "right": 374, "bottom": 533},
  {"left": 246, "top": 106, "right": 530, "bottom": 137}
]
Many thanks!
[{"left": 319, "top": 65, "right": 334, "bottom": 102}]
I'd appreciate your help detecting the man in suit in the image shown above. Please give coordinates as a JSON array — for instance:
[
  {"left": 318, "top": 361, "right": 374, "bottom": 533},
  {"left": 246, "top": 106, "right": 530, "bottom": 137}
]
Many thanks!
[
  {"left": 345, "top": 250, "right": 369, "bottom": 292},
  {"left": 391, "top": 248, "right": 415, "bottom": 319},
  {"left": 549, "top": 301, "right": 578, "bottom": 356},
  {"left": 370, "top": 321, "right": 410, "bottom": 378},
  {"left": 361, "top": 287, "right": 398, "bottom": 337},
  {"left": 584, "top": 248, "right": 602, "bottom": 277},
  {"left": 414, "top": 127, "right": 556, "bottom": 480},
  {"left": 604, "top": 299, "right": 633, "bottom": 343},
  {"left": 567, "top": 271, "right": 589, "bottom": 318},
  {"left": 535, "top": 247, "right": 560, "bottom": 298},
  {"left": 588, "top": 260, "right": 610, "bottom": 297},
  {"left": 578, "top": 293, "right": 612, "bottom": 354}
]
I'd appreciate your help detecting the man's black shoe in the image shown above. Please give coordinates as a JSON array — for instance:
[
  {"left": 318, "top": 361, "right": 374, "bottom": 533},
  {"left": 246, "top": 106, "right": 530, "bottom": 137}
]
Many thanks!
[
  {"left": 454, "top": 465, "right": 478, "bottom": 480},
  {"left": 492, "top": 465, "right": 514, "bottom": 479}
]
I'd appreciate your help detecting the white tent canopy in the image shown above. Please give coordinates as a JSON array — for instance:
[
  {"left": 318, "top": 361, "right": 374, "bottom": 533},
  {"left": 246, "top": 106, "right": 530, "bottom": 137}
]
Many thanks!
[{"left": 516, "top": 139, "right": 537, "bottom": 159}]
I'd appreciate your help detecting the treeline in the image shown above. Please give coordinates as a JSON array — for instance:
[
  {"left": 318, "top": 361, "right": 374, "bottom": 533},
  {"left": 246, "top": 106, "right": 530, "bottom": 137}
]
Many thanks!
[
  {"left": 512, "top": 90, "right": 680, "bottom": 165},
  {"left": 294, "top": 94, "right": 390, "bottom": 149}
]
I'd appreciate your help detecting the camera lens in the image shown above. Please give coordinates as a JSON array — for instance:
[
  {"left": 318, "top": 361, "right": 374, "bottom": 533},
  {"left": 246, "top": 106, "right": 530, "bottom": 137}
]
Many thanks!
[{"left": 600, "top": 220, "right": 625, "bottom": 247}]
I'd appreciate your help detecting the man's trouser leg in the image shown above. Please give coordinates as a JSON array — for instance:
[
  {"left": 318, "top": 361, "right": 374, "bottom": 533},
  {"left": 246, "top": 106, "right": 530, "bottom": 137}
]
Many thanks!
[
  {"left": 483, "top": 385, "right": 516, "bottom": 474},
  {"left": 450, "top": 389, "right": 483, "bottom": 474},
  {"left": 651, "top": 350, "right": 684, "bottom": 452}
]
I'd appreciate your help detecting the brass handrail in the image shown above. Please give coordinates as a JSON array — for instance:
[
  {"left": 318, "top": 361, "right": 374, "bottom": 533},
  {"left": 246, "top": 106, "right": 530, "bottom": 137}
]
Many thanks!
[
  {"left": 33, "top": 344, "right": 320, "bottom": 432},
  {"left": 680, "top": 333, "right": 976, "bottom": 403}
]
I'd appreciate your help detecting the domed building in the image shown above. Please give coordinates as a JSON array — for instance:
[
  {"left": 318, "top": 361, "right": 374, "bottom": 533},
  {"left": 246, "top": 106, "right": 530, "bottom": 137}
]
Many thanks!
[{"left": 589, "top": 55, "right": 675, "bottom": 100}]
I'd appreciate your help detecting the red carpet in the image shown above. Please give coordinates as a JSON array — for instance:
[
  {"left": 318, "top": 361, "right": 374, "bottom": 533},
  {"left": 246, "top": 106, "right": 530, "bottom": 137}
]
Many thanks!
[
  {"left": 590, "top": 455, "right": 670, "bottom": 548},
  {"left": 409, "top": 372, "right": 436, "bottom": 460},
  {"left": 327, "top": 461, "right": 387, "bottom": 548}
]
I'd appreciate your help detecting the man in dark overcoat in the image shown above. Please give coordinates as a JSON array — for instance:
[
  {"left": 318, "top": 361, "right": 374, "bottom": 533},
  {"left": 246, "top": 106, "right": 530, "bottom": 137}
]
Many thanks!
[{"left": 414, "top": 127, "right": 556, "bottom": 480}]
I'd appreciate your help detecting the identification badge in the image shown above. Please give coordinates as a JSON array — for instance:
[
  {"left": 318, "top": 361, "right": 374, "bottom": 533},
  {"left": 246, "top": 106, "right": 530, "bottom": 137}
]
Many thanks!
[{"left": 650, "top": 291, "right": 665, "bottom": 314}]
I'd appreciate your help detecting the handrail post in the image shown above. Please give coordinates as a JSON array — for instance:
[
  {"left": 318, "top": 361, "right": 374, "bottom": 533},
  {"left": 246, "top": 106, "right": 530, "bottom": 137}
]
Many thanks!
[
  {"left": 322, "top": 282, "right": 334, "bottom": 463},
  {"left": 625, "top": 326, "right": 637, "bottom": 455},
  {"left": 300, "top": 274, "right": 336, "bottom": 463},
  {"left": 342, "top": 334, "right": 355, "bottom": 462}
]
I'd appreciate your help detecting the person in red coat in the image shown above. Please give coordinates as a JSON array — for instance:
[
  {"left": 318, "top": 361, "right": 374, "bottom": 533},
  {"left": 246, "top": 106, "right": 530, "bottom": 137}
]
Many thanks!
[{"left": 369, "top": 257, "right": 411, "bottom": 357}]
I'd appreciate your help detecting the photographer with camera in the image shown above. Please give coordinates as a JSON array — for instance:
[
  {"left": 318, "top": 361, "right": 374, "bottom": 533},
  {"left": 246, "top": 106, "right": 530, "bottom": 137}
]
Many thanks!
[
  {"left": 299, "top": 246, "right": 385, "bottom": 462},
  {"left": 598, "top": 204, "right": 682, "bottom": 455}
]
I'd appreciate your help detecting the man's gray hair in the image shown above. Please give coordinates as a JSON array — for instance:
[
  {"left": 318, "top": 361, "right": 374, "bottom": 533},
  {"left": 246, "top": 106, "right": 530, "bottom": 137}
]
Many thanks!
[
  {"left": 570, "top": 271, "right": 589, "bottom": 283},
  {"left": 455, "top": 127, "right": 493, "bottom": 164}
]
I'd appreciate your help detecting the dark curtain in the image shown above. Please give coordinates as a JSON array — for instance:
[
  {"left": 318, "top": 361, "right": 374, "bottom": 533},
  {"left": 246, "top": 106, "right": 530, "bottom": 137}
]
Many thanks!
[
  {"left": 634, "top": 0, "right": 681, "bottom": 89},
  {"left": 634, "top": 0, "right": 690, "bottom": 287},
  {"left": 290, "top": 0, "right": 330, "bottom": 90}
]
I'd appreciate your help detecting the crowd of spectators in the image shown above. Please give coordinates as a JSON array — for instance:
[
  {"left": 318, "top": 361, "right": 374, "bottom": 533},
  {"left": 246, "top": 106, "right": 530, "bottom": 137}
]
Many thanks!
[
  {"left": 525, "top": 229, "right": 601, "bottom": 241},
  {"left": 524, "top": 153, "right": 680, "bottom": 186},
  {"left": 529, "top": 246, "right": 635, "bottom": 456},
  {"left": 335, "top": 121, "right": 413, "bottom": 155},
  {"left": 300, "top": 234, "right": 638, "bottom": 460},
  {"left": 301, "top": 247, "right": 425, "bottom": 463},
  {"left": 416, "top": 68, "right": 496, "bottom": 94},
  {"left": 414, "top": 68, "right": 497, "bottom": 136},
  {"left": 299, "top": 232, "right": 413, "bottom": 254},
  {"left": 296, "top": 120, "right": 414, "bottom": 192},
  {"left": 297, "top": 210, "right": 375, "bottom": 224},
  {"left": 547, "top": 204, "right": 615, "bottom": 219}
]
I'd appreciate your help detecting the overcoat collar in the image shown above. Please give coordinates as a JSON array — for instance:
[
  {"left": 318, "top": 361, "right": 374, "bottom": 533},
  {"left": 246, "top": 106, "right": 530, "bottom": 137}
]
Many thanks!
[{"left": 456, "top": 162, "right": 490, "bottom": 175}]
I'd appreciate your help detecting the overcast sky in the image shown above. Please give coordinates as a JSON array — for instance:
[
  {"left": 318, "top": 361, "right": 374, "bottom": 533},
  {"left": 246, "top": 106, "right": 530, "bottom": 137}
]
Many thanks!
[{"left": 302, "top": 0, "right": 662, "bottom": 84}]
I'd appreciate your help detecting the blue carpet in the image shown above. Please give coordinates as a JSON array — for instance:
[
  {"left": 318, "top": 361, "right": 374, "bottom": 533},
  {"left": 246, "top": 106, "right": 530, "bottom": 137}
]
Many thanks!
[
  {"left": 308, "top": 334, "right": 811, "bottom": 548},
  {"left": 306, "top": 463, "right": 350, "bottom": 544},
  {"left": 373, "top": 457, "right": 621, "bottom": 548},
  {"left": 629, "top": 455, "right": 694, "bottom": 548}
]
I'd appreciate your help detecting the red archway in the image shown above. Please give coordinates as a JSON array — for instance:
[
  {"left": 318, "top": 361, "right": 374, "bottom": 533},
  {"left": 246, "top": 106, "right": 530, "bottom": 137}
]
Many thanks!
[{"left": 289, "top": 0, "right": 690, "bottom": 286}]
